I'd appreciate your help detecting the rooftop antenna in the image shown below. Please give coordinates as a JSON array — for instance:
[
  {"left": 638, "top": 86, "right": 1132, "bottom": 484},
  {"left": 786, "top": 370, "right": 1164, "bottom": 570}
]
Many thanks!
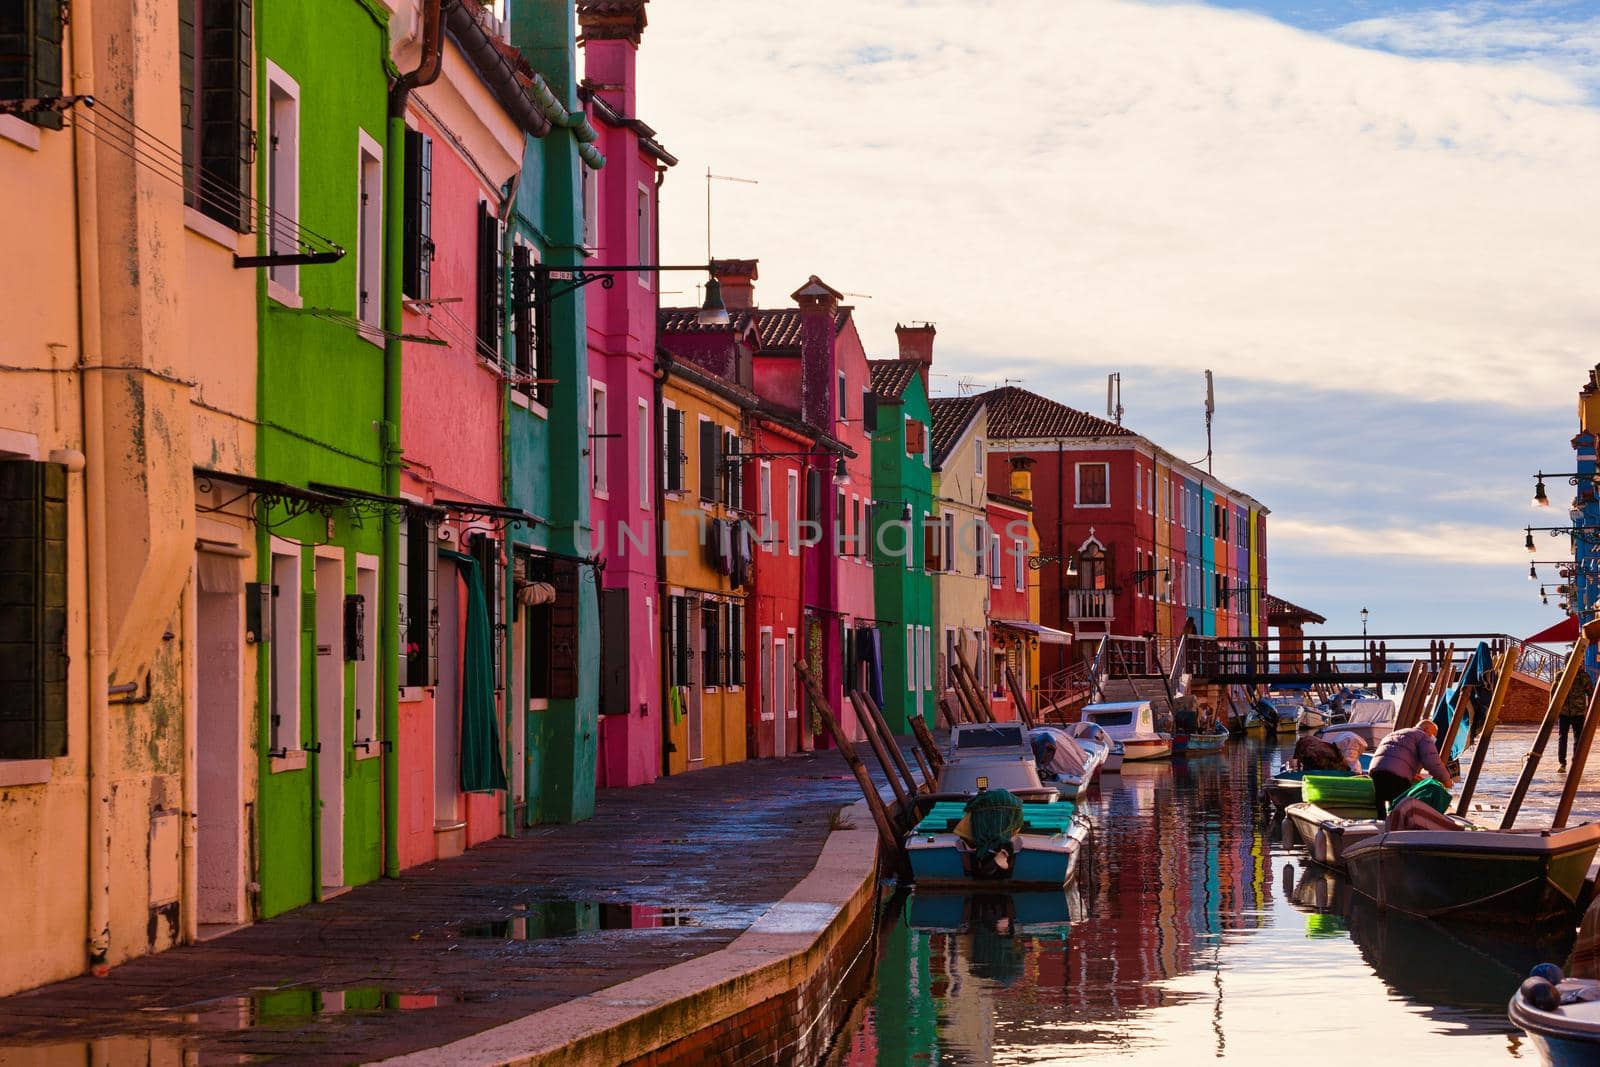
[
  {"left": 842, "top": 292, "right": 873, "bottom": 300},
  {"left": 957, "top": 376, "right": 982, "bottom": 396},
  {"left": 1107, "top": 372, "right": 1124, "bottom": 426},
  {"left": 706, "top": 167, "right": 758, "bottom": 260},
  {"left": 1204, "top": 369, "right": 1215, "bottom": 474}
]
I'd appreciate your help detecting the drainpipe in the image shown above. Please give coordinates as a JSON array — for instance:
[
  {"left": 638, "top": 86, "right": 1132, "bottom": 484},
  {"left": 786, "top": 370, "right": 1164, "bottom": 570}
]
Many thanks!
[
  {"left": 496, "top": 174, "right": 518, "bottom": 838},
  {"left": 69, "top": 0, "right": 113, "bottom": 972},
  {"left": 381, "top": 0, "right": 446, "bottom": 878},
  {"left": 653, "top": 359, "right": 671, "bottom": 777}
]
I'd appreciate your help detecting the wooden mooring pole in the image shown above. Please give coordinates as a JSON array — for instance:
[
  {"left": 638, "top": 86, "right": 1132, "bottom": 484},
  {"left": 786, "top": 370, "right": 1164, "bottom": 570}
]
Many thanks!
[
  {"left": 1005, "top": 664, "right": 1037, "bottom": 730},
  {"left": 849, "top": 691, "right": 912, "bottom": 814},
  {"left": 1502, "top": 631, "right": 1592, "bottom": 830},
  {"left": 953, "top": 644, "right": 995, "bottom": 723},
  {"left": 1456, "top": 649, "right": 1516, "bottom": 814},
  {"left": 795, "top": 663, "right": 903, "bottom": 865},
  {"left": 908, "top": 715, "right": 945, "bottom": 775},
  {"left": 859, "top": 689, "right": 926, "bottom": 795}
]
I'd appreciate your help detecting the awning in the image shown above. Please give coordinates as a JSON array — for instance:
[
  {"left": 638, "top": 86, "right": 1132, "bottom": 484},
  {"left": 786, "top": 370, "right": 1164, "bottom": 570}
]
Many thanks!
[
  {"left": 992, "top": 619, "right": 1071, "bottom": 645},
  {"left": 1527, "top": 616, "right": 1579, "bottom": 645}
]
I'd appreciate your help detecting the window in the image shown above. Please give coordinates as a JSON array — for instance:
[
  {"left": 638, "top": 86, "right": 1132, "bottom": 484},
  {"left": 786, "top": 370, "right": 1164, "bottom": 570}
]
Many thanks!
[
  {"left": 760, "top": 629, "right": 774, "bottom": 719},
  {"left": 722, "top": 431, "right": 742, "bottom": 508},
  {"left": 402, "top": 128, "right": 433, "bottom": 299},
  {"left": 399, "top": 513, "right": 436, "bottom": 688},
  {"left": 475, "top": 201, "right": 500, "bottom": 360},
  {"left": 636, "top": 185, "right": 651, "bottom": 287},
  {"left": 589, "top": 382, "right": 608, "bottom": 494},
  {"left": 664, "top": 405, "right": 684, "bottom": 493},
  {"left": 582, "top": 163, "right": 598, "bottom": 250},
  {"left": 943, "top": 513, "right": 956, "bottom": 575},
  {"left": 786, "top": 470, "right": 799, "bottom": 556},
  {"left": 975, "top": 438, "right": 984, "bottom": 476},
  {"left": 1014, "top": 539, "right": 1025, "bottom": 592},
  {"left": 178, "top": 0, "right": 251, "bottom": 227},
  {"left": 1075, "top": 463, "right": 1108, "bottom": 506},
  {"left": 269, "top": 546, "right": 301, "bottom": 753},
  {"left": 838, "top": 372, "right": 847, "bottom": 420},
  {"left": 698, "top": 418, "right": 719, "bottom": 503},
  {"left": 702, "top": 602, "right": 721, "bottom": 687},
  {"left": 265, "top": 63, "right": 300, "bottom": 294},
  {"left": 511, "top": 242, "right": 545, "bottom": 403},
  {"left": 356, "top": 134, "right": 383, "bottom": 332},
  {"left": 923, "top": 514, "right": 942, "bottom": 572},
  {"left": 638, "top": 401, "right": 650, "bottom": 509},
  {"left": 729, "top": 603, "right": 744, "bottom": 686},
  {"left": 862, "top": 390, "right": 878, "bottom": 433},
  {"left": 852, "top": 495, "right": 862, "bottom": 556},
  {"left": 975, "top": 523, "right": 986, "bottom": 578},
  {"left": 668, "top": 596, "right": 690, "bottom": 687},
  {"left": 1136, "top": 465, "right": 1143, "bottom": 510},
  {"left": 759, "top": 462, "right": 773, "bottom": 539},
  {"left": 905, "top": 626, "right": 916, "bottom": 693},
  {"left": 989, "top": 534, "right": 1001, "bottom": 588},
  {"left": 904, "top": 418, "right": 924, "bottom": 459},
  {"left": 835, "top": 489, "right": 846, "bottom": 554},
  {"left": 0, "top": 461, "right": 67, "bottom": 760}
]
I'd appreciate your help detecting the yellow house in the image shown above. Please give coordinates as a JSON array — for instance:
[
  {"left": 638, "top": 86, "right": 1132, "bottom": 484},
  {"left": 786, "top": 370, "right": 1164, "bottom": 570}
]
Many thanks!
[
  {"left": 928, "top": 397, "right": 993, "bottom": 697},
  {"left": 0, "top": 0, "right": 260, "bottom": 995},
  {"left": 660, "top": 357, "right": 751, "bottom": 774}
]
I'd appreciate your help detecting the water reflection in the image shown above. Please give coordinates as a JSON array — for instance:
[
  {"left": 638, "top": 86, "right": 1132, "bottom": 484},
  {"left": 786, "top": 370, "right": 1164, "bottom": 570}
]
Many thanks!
[{"left": 841, "top": 738, "right": 1537, "bottom": 1065}]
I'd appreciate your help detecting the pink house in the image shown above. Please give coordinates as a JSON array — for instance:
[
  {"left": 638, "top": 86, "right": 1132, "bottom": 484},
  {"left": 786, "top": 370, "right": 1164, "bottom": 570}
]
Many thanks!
[{"left": 579, "top": 0, "right": 677, "bottom": 788}]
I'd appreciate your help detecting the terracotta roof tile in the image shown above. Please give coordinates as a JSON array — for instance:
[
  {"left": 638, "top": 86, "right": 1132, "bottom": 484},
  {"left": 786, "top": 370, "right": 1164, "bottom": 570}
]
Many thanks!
[
  {"left": 867, "top": 359, "right": 920, "bottom": 402},
  {"left": 1264, "top": 594, "right": 1325, "bottom": 625},
  {"left": 977, "top": 386, "right": 1133, "bottom": 440},
  {"left": 929, "top": 396, "right": 984, "bottom": 467}
]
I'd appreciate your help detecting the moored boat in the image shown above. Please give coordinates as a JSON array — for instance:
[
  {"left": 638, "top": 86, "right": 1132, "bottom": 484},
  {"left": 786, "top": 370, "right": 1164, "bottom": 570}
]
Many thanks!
[
  {"left": 1082, "top": 701, "right": 1171, "bottom": 762},
  {"left": 1509, "top": 967, "right": 1600, "bottom": 1065},
  {"left": 1297, "top": 705, "right": 1329, "bottom": 731},
  {"left": 1061, "top": 720, "right": 1121, "bottom": 775},
  {"left": 1178, "top": 725, "right": 1229, "bottom": 755},
  {"left": 905, "top": 794, "right": 1092, "bottom": 889},
  {"left": 1029, "top": 725, "right": 1108, "bottom": 800},
  {"left": 1342, "top": 821, "right": 1600, "bottom": 925},
  {"left": 1264, "top": 755, "right": 1372, "bottom": 811},
  {"left": 936, "top": 722, "right": 1058, "bottom": 802},
  {"left": 1316, "top": 699, "right": 1398, "bottom": 747}
]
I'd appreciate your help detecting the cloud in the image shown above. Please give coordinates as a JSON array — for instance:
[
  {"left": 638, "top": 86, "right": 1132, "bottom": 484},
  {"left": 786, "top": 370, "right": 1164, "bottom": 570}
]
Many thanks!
[
  {"left": 1271, "top": 516, "right": 1522, "bottom": 565},
  {"left": 639, "top": 0, "right": 1600, "bottom": 409}
]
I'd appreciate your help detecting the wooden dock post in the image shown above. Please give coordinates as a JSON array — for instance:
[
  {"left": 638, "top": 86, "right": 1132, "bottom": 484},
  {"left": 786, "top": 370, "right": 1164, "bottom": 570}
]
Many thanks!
[
  {"left": 908, "top": 715, "right": 945, "bottom": 774},
  {"left": 1415, "top": 644, "right": 1457, "bottom": 729},
  {"left": 1005, "top": 664, "right": 1037, "bottom": 730},
  {"left": 1502, "top": 631, "right": 1593, "bottom": 830},
  {"left": 952, "top": 644, "right": 995, "bottom": 723},
  {"left": 795, "top": 663, "right": 903, "bottom": 865},
  {"left": 1394, "top": 660, "right": 1426, "bottom": 728},
  {"left": 858, "top": 689, "right": 923, "bottom": 799},
  {"left": 1457, "top": 649, "right": 1516, "bottom": 813},
  {"left": 849, "top": 691, "right": 912, "bottom": 815}
]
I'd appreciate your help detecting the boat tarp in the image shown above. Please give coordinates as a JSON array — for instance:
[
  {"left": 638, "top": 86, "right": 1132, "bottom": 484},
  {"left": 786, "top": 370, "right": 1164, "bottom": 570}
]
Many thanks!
[
  {"left": 441, "top": 550, "right": 508, "bottom": 794},
  {"left": 1345, "top": 699, "right": 1396, "bottom": 726},
  {"left": 1303, "top": 774, "right": 1376, "bottom": 807},
  {"left": 1029, "top": 727, "right": 1089, "bottom": 778},
  {"left": 1396, "top": 775, "right": 1452, "bottom": 814},
  {"left": 1431, "top": 642, "right": 1494, "bottom": 762},
  {"left": 958, "top": 789, "right": 1024, "bottom": 864}
]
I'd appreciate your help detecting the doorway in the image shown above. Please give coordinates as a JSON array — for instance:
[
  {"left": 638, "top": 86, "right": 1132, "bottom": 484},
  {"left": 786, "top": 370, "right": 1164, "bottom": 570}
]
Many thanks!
[
  {"left": 687, "top": 598, "right": 704, "bottom": 763},
  {"left": 435, "top": 560, "right": 463, "bottom": 828},
  {"left": 195, "top": 549, "right": 244, "bottom": 926},
  {"left": 773, "top": 637, "right": 788, "bottom": 759},
  {"left": 314, "top": 552, "right": 345, "bottom": 890}
]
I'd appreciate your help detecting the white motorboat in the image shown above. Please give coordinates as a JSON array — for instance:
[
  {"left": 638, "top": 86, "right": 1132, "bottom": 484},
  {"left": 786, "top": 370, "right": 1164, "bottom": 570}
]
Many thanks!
[
  {"left": 1081, "top": 701, "right": 1172, "bottom": 762},
  {"left": 1316, "top": 699, "right": 1397, "bottom": 747},
  {"left": 1061, "top": 720, "right": 1121, "bottom": 774},
  {"left": 935, "top": 722, "right": 1058, "bottom": 801},
  {"left": 1028, "top": 725, "right": 1109, "bottom": 799}
]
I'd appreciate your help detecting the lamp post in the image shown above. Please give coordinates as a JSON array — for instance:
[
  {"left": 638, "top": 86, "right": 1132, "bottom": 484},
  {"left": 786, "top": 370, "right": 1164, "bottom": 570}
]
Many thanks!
[
  {"left": 1531, "top": 471, "right": 1600, "bottom": 509},
  {"left": 1360, "top": 607, "right": 1369, "bottom": 637}
]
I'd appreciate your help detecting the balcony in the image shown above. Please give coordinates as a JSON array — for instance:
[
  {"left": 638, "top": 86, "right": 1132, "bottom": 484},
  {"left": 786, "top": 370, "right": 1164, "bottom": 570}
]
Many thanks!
[{"left": 1066, "top": 588, "right": 1114, "bottom": 623}]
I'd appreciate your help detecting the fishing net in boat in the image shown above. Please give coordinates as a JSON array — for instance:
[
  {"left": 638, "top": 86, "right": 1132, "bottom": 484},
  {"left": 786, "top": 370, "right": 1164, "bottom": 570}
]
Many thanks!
[{"left": 957, "top": 789, "right": 1024, "bottom": 875}]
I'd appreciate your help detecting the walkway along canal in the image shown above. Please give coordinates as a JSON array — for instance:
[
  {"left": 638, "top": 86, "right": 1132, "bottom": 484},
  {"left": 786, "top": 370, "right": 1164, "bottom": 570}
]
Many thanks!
[{"left": 834, "top": 728, "right": 1596, "bottom": 1065}]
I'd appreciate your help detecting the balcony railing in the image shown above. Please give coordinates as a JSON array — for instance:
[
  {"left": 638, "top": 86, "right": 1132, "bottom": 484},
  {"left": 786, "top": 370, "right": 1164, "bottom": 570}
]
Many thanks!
[{"left": 1066, "top": 588, "right": 1114, "bottom": 622}]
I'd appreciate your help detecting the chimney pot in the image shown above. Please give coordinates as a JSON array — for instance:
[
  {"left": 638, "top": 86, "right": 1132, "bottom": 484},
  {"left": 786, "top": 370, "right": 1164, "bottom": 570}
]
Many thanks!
[{"left": 711, "top": 258, "right": 758, "bottom": 310}]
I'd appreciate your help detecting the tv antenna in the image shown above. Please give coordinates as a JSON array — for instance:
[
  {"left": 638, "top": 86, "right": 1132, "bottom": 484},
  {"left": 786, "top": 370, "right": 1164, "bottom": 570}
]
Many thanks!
[
  {"left": 957, "top": 376, "right": 983, "bottom": 396},
  {"left": 706, "top": 167, "right": 758, "bottom": 260},
  {"left": 1107, "top": 372, "right": 1124, "bottom": 426},
  {"left": 1204, "top": 369, "right": 1215, "bottom": 474}
]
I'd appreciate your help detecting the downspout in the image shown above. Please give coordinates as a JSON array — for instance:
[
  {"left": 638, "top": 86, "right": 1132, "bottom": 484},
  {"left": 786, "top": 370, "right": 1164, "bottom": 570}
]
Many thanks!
[
  {"left": 497, "top": 174, "right": 518, "bottom": 838},
  {"left": 381, "top": 0, "right": 445, "bottom": 878},
  {"left": 1056, "top": 438, "right": 1065, "bottom": 677},
  {"left": 653, "top": 359, "right": 671, "bottom": 777},
  {"left": 70, "top": 0, "right": 113, "bottom": 972}
]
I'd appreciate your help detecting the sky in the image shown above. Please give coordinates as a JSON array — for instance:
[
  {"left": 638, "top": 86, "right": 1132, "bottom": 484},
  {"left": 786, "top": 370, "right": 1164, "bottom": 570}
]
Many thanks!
[{"left": 636, "top": 0, "right": 1600, "bottom": 638}]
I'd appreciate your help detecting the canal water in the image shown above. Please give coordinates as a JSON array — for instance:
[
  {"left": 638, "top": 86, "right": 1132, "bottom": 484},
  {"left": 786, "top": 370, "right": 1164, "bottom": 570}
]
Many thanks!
[{"left": 836, "top": 734, "right": 1573, "bottom": 1064}]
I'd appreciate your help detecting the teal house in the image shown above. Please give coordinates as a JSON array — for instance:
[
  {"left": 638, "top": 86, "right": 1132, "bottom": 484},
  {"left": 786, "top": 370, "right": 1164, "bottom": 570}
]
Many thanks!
[
  {"left": 503, "top": 0, "right": 605, "bottom": 825},
  {"left": 867, "top": 333, "right": 937, "bottom": 732},
  {"left": 252, "top": 0, "right": 395, "bottom": 916}
]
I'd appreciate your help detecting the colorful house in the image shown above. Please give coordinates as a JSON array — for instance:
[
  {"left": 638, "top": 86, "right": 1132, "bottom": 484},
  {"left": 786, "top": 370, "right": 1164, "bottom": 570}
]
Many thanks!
[
  {"left": 865, "top": 332, "right": 936, "bottom": 733},
  {"left": 928, "top": 396, "right": 993, "bottom": 697},
  {"left": 986, "top": 460, "right": 1056, "bottom": 719},
  {"left": 656, "top": 350, "right": 752, "bottom": 773},
  {"left": 504, "top": 1, "right": 605, "bottom": 825},
  {"left": 578, "top": 0, "right": 677, "bottom": 789},
  {"left": 391, "top": 0, "right": 538, "bottom": 866}
]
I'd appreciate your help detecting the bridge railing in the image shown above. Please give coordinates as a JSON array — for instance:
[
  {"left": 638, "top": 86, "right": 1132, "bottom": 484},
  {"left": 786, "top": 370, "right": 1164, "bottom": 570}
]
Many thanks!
[{"left": 1194, "top": 633, "right": 1534, "bottom": 683}]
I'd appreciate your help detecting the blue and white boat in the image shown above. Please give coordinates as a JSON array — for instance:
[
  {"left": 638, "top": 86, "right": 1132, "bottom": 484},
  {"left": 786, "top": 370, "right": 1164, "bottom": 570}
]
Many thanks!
[{"left": 905, "top": 795, "right": 1092, "bottom": 889}]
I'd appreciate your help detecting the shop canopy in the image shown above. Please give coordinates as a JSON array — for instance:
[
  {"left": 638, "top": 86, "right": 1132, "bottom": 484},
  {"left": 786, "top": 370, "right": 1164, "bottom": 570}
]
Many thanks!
[
  {"left": 993, "top": 620, "right": 1072, "bottom": 645},
  {"left": 1527, "top": 616, "right": 1579, "bottom": 646}
]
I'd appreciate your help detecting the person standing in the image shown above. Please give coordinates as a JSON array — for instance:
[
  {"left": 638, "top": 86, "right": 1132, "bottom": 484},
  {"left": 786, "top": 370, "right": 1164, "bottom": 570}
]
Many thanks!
[
  {"left": 1559, "top": 666, "right": 1595, "bottom": 770},
  {"left": 1368, "top": 720, "right": 1455, "bottom": 809}
]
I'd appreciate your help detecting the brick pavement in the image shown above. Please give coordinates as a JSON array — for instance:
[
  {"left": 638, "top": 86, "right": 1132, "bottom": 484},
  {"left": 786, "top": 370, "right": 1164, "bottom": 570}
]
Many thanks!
[{"left": 0, "top": 751, "right": 879, "bottom": 1065}]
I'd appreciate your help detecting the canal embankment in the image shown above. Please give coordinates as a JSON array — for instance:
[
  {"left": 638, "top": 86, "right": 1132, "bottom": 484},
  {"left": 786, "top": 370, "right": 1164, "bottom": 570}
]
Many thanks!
[{"left": 0, "top": 752, "right": 887, "bottom": 1065}]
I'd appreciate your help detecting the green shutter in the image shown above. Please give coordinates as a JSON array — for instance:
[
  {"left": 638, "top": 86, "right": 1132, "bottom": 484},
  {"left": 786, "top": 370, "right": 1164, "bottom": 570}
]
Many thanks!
[{"left": 0, "top": 461, "right": 68, "bottom": 760}]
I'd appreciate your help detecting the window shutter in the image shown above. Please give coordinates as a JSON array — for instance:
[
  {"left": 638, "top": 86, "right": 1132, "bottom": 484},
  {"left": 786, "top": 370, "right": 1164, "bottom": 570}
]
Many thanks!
[
  {"left": 31, "top": 0, "right": 63, "bottom": 130},
  {"left": 475, "top": 201, "right": 499, "bottom": 359},
  {"left": 404, "top": 129, "right": 424, "bottom": 298},
  {"left": 698, "top": 420, "right": 718, "bottom": 502},
  {"left": 549, "top": 558, "right": 580, "bottom": 699},
  {"left": 179, "top": 0, "right": 197, "bottom": 205},
  {"left": 806, "top": 468, "right": 822, "bottom": 529},
  {"left": 198, "top": 0, "right": 251, "bottom": 229},
  {"left": 664, "top": 409, "right": 683, "bottom": 492},
  {"left": 511, "top": 243, "right": 532, "bottom": 378},
  {"left": 863, "top": 392, "right": 878, "bottom": 433},
  {"left": 0, "top": 461, "right": 68, "bottom": 759}
]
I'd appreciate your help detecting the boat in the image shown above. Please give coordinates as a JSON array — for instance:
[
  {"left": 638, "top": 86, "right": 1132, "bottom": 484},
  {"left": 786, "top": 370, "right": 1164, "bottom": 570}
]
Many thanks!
[
  {"left": 1509, "top": 967, "right": 1600, "bottom": 1064},
  {"left": 1263, "top": 755, "right": 1372, "bottom": 811},
  {"left": 1244, "top": 698, "right": 1300, "bottom": 736},
  {"left": 1177, "top": 725, "right": 1228, "bottom": 755},
  {"left": 1342, "top": 821, "right": 1600, "bottom": 925},
  {"left": 1316, "top": 699, "right": 1397, "bottom": 747},
  {"left": 1061, "top": 720, "right": 1121, "bottom": 775},
  {"left": 1028, "top": 725, "right": 1108, "bottom": 799},
  {"left": 1081, "top": 701, "right": 1171, "bottom": 761},
  {"left": 935, "top": 722, "right": 1059, "bottom": 802},
  {"left": 905, "top": 793, "right": 1092, "bottom": 889},
  {"left": 1297, "top": 705, "right": 1329, "bottom": 731}
]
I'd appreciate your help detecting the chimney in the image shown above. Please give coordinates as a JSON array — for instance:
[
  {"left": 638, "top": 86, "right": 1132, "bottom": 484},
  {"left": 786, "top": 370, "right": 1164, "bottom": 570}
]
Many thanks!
[
  {"left": 895, "top": 322, "right": 936, "bottom": 388},
  {"left": 516, "top": 0, "right": 582, "bottom": 103},
  {"left": 1009, "top": 456, "right": 1035, "bottom": 502},
  {"left": 577, "top": 0, "right": 647, "bottom": 115},
  {"left": 711, "top": 258, "right": 758, "bottom": 310},
  {"left": 792, "top": 275, "right": 842, "bottom": 430}
]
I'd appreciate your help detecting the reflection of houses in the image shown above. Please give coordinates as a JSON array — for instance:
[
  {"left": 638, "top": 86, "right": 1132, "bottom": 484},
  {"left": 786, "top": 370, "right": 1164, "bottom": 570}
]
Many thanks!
[{"left": 1265, "top": 595, "right": 1326, "bottom": 673}]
